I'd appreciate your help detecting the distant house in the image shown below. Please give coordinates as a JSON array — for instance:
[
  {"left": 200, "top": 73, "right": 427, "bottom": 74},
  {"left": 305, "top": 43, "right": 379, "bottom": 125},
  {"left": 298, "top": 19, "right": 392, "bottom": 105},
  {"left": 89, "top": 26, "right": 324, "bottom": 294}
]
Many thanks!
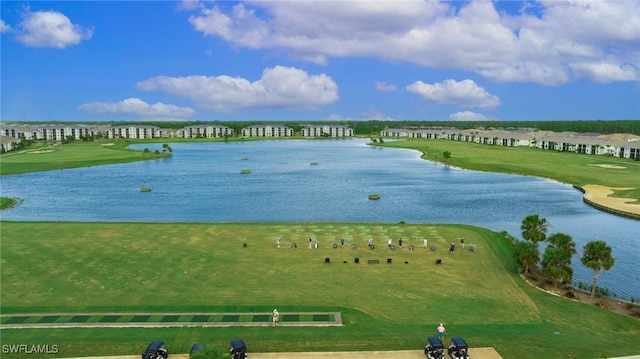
[
  {"left": 0, "top": 135, "right": 21, "bottom": 152},
  {"left": 300, "top": 124, "right": 353, "bottom": 137},
  {"left": 176, "top": 124, "right": 234, "bottom": 138},
  {"left": 241, "top": 124, "right": 293, "bottom": 137}
]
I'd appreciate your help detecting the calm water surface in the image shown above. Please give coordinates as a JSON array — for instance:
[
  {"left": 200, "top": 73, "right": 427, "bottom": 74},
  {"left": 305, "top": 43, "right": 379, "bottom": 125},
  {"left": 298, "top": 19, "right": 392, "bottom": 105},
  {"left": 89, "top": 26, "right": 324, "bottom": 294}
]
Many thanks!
[{"left": 1, "top": 139, "right": 638, "bottom": 299}]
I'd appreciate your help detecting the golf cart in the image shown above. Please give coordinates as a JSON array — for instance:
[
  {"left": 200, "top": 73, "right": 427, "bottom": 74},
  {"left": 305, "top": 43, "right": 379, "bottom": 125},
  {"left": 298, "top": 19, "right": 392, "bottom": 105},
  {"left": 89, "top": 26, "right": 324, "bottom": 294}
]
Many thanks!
[
  {"left": 424, "top": 336, "right": 444, "bottom": 359},
  {"left": 229, "top": 339, "right": 247, "bottom": 359},
  {"left": 447, "top": 337, "right": 469, "bottom": 359},
  {"left": 142, "top": 340, "right": 168, "bottom": 359}
]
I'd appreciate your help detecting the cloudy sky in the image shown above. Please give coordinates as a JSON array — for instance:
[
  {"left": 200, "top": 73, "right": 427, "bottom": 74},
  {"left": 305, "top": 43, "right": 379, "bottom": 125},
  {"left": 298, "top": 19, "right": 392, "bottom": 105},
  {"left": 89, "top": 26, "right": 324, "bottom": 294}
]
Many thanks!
[{"left": 1, "top": 0, "right": 639, "bottom": 122}]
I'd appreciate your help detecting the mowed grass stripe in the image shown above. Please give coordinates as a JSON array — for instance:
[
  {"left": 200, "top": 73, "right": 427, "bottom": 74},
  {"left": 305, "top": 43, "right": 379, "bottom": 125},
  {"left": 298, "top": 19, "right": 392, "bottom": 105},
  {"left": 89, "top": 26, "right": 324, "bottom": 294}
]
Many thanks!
[
  {"left": 191, "top": 315, "right": 210, "bottom": 322},
  {"left": 4, "top": 316, "right": 27, "bottom": 324},
  {"left": 68, "top": 316, "right": 90, "bottom": 323},
  {"left": 221, "top": 315, "right": 239, "bottom": 322},
  {"left": 130, "top": 315, "right": 150, "bottom": 322},
  {"left": 100, "top": 315, "right": 120, "bottom": 323},
  {"left": 252, "top": 315, "right": 270, "bottom": 322},
  {"left": 160, "top": 315, "right": 180, "bottom": 322}
]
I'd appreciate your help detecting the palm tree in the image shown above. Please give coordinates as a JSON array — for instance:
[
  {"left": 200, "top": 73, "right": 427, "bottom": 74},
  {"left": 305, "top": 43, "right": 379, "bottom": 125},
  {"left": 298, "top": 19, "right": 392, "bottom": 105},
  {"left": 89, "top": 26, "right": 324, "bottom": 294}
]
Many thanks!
[
  {"left": 545, "top": 233, "right": 576, "bottom": 284},
  {"left": 581, "top": 240, "right": 615, "bottom": 299},
  {"left": 514, "top": 240, "right": 539, "bottom": 275},
  {"left": 520, "top": 214, "right": 548, "bottom": 243},
  {"left": 541, "top": 247, "right": 573, "bottom": 287},
  {"left": 547, "top": 233, "right": 576, "bottom": 255}
]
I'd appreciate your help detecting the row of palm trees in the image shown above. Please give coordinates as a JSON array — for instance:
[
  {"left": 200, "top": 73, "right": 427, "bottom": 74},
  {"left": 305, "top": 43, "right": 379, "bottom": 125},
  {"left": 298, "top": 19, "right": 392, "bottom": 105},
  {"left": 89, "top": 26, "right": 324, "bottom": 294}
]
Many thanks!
[{"left": 514, "top": 214, "right": 615, "bottom": 299}]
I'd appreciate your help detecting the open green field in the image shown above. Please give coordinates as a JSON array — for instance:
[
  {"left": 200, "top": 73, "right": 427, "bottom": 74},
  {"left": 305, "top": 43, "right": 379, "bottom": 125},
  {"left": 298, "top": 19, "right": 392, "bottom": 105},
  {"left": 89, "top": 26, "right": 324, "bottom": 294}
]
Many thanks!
[
  {"left": 380, "top": 139, "right": 640, "bottom": 203},
  {"left": 1, "top": 221, "right": 639, "bottom": 359},
  {"left": 0, "top": 141, "right": 169, "bottom": 176}
]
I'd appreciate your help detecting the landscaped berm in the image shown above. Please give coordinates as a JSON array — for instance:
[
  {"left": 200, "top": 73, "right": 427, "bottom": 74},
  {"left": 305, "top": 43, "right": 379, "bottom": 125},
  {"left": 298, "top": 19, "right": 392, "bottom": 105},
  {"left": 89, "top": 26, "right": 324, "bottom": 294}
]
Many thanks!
[{"left": 1, "top": 222, "right": 639, "bottom": 358}]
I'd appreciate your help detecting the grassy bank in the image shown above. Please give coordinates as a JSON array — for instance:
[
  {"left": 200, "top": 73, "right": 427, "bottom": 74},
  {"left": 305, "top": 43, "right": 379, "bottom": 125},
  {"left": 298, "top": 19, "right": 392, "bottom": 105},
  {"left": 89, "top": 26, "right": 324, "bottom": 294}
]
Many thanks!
[
  {"left": 379, "top": 138, "right": 640, "bottom": 203},
  {"left": 1, "top": 221, "right": 639, "bottom": 358},
  {"left": 0, "top": 141, "right": 170, "bottom": 176}
]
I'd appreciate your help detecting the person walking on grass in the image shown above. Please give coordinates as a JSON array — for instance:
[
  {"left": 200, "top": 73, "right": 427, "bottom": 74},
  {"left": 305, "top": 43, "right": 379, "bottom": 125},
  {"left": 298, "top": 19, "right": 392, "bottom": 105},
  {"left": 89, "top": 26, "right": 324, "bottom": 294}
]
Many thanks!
[
  {"left": 272, "top": 309, "right": 279, "bottom": 327},
  {"left": 437, "top": 323, "right": 446, "bottom": 342}
]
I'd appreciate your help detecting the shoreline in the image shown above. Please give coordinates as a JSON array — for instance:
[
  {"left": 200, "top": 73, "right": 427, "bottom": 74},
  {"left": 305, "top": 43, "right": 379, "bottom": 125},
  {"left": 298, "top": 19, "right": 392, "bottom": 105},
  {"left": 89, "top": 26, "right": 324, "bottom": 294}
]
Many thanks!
[{"left": 574, "top": 185, "right": 640, "bottom": 220}]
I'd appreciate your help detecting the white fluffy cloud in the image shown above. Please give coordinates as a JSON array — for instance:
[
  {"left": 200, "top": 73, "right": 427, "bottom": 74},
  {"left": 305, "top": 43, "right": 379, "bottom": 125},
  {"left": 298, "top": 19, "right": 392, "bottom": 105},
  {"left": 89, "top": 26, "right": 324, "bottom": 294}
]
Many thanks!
[
  {"left": 186, "top": 1, "right": 639, "bottom": 85},
  {"left": 374, "top": 81, "right": 396, "bottom": 92},
  {"left": 78, "top": 98, "right": 196, "bottom": 120},
  {"left": 449, "top": 111, "right": 495, "bottom": 121},
  {"left": 406, "top": 79, "right": 501, "bottom": 109},
  {"left": 14, "top": 9, "right": 93, "bottom": 48},
  {"left": 136, "top": 66, "right": 339, "bottom": 112},
  {"left": 0, "top": 19, "right": 11, "bottom": 33}
]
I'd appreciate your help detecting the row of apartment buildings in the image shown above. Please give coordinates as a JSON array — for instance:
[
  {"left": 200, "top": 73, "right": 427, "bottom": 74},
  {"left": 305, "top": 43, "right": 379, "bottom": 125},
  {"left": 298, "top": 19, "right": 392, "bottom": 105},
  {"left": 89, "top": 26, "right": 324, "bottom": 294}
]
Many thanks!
[
  {"left": 380, "top": 127, "right": 640, "bottom": 160},
  {"left": 0, "top": 123, "right": 354, "bottom": 152},
  {"left": 2, "top": 123, "right": 638, "bottom": 160}
]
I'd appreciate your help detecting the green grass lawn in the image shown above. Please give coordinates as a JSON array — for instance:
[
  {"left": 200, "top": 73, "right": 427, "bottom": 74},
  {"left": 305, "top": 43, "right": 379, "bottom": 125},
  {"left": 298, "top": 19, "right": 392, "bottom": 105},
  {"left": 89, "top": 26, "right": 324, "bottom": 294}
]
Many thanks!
[
  {"left": 0, "top": 141, "right": 169, "bottom": 176},
  {"left": 379, "top": 139, "right": 640, "bottom": 203},
  {"left": 1, "top": 221, "right": 639, "bottom": 358},
  {"left": 1, "top": 196, "right": 16, "bottom": 209}
]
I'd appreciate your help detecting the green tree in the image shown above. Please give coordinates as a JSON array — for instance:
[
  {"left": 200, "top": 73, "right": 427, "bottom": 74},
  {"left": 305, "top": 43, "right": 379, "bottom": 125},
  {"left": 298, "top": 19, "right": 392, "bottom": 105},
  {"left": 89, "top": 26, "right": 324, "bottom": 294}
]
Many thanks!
[
  {"left": 514, "top": 240, "right": 539, "bottom": 275},
  {"left": 581, "top": 240, "right": 615, "bottom": 299},
  {"left": 547, "top": 233, "right": 577, "bottom": 256},
  {"left": 545, "top": 233, "right": 576, "bottom": 284},
  {"left": 541, "top": 247, "right": 572, "bottom": 287},
  {"left": 442, "top": 151, "right": 451, "bottom": 167},
  {"left": 520, "top": 214, "right": 548, "bottom": 243}
]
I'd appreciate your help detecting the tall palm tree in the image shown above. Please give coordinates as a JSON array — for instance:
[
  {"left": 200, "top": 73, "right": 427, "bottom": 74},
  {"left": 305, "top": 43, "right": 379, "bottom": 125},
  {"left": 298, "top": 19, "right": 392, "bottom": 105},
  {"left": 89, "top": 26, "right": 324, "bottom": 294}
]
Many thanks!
[
  {"left": 580, "top": 240, "right": 615, "bottom": 299},
  {"left": 520, "top": 214, "right": 548, "bottom": 243}
]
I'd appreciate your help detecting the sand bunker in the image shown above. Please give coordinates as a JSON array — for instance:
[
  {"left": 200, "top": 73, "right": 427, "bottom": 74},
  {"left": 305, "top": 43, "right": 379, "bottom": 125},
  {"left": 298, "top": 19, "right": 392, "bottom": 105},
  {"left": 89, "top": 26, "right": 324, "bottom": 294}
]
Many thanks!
[
  {"left": 101, "top": 143, "right": 115, "bottom": 146},
  {"left": 582, "top": 184, "right": 640, "bottom": 217},
  {"left": 587, "top": 164, "right": 626, "bottom": 169},
  {"left": 26, "top": 150, "right": 54, "bottom": 154}
]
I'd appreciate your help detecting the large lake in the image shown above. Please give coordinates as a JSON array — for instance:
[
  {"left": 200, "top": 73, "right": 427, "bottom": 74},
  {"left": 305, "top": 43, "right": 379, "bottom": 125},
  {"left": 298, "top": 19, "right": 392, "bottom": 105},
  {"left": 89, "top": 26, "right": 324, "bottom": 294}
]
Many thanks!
[{"left": 1, "top": 139, "right": 638, "bottom": 299}]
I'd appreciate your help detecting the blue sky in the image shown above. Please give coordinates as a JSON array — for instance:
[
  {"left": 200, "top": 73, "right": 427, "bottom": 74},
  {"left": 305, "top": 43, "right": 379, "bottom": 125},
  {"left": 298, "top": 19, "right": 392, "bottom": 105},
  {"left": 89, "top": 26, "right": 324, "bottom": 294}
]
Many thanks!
[{"left": 1, "top": 0, "right": 639, "bottom": 122}]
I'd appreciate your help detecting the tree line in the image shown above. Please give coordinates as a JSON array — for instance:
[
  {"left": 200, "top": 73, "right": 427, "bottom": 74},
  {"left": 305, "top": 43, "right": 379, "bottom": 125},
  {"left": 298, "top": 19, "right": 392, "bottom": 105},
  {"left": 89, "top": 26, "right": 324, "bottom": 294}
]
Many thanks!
[{"left": 513, "top": 214, "right": 616, "bottom": 299}]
